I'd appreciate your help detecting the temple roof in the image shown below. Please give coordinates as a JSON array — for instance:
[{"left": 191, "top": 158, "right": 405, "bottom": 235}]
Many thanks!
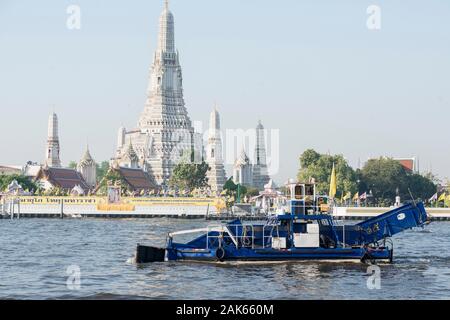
[
  {"left": 36, "top": 167, "right": 91, "bottom": 191},
  {"left": 115, "top": 167, "right": 157, "bottom": 191},
  {"left": 125, "top": 143, "right": 139, "bottom": 162}
]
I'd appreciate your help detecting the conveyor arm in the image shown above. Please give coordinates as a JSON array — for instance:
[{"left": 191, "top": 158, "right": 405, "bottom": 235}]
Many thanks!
[{"left": 355, "top": 202, "right": 429, "bottom": 245}]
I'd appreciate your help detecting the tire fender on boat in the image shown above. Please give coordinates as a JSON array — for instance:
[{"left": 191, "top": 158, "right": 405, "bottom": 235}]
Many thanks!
[
  {"left": 361, "top": 249, "right": 375, "bottom": 264},
  {"left": 215, "top": 247, "right": 226, "bottom": 262}
]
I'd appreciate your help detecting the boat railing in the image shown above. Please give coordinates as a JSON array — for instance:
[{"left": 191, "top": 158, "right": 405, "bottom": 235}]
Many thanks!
[
  {"left": 206, "top": 224, "right": 257, "bottom": 250},
  {"left": 262, "top": 224, "right": 279, "bottom": 249}
]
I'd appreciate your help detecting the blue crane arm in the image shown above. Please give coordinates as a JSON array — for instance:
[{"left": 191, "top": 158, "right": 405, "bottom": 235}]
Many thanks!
[{"left": 355, "top": 202, "right": 429, "bottom": 245}]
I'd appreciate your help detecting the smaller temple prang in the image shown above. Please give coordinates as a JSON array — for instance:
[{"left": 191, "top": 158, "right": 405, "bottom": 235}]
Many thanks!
[
  {"left": 252, "top": 120, "right": 271, "bottom": 190},
  {"left": 206, "top": 108, "right": 227, "bottom": 192},
  {"left": 232, "top": 120, "right": 271, "bottom": 190},
  {"left": 45, "top": 112, "right": 62, "bottom": 168},
  {"left": 233, "top": 147, "right": 253, "bottom": 187},
  {"left": 77, "top": 145, "right": 97, "bottom": 188}
]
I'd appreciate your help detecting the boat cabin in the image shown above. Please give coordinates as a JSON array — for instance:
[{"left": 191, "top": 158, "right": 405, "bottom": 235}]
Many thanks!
[{"left": 284, "top": 181, "right": 329, "bottom": 215}]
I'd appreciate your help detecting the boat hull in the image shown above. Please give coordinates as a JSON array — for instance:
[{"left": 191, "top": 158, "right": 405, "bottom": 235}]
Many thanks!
[{"left": 164, "top": 246, "right": 392, "bottom": 263}]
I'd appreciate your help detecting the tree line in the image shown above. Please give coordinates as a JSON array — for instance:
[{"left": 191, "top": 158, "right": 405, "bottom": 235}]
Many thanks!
[{"left": 297, "top": 149, "right": 437, "bottom": 206}]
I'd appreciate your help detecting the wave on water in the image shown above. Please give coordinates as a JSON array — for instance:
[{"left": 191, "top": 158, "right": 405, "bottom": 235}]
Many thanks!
[
  {"left": 51, "top": 293, "right": 153, "bottom": 300},
  {"left": 412, "top": 229, "right": 433, "bottom": 234}
]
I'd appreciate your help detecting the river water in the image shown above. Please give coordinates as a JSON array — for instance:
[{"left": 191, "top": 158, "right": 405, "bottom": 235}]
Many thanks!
[{"left": 0, "top": 218, "right": 449, "bottom": 300}]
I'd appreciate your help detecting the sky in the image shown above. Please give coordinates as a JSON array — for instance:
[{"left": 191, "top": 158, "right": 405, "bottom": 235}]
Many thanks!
[{"left": 1, "top": 0, "right": 450, "bottom": 184}]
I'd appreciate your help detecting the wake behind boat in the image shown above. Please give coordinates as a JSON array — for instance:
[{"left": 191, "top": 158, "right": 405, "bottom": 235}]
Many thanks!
[{"left": 135, "top": 182, "right": 430, "bottom": 264}]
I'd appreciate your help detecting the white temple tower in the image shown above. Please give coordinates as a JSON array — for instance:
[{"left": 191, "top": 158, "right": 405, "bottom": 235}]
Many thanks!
[
  {"left": 206, "top": 108, "right": 227, "bottom": 193},
  {"left": 77, "top": 146, "right": 97, "bottom": 188},
  {"left": 233, "top": 148, "right": 253, "bottom": 187},
  {"left": 45, "top": 112, "right": 61, "bottom": 168},
  {"left": 120, "top": 142, "right": 140, "bottom": 169},
  {"left": 115, "top": 0, "right": 194, "bottom": 185},
  {"left": 252, "top": 120, "right": 271, "bottom": 189}
]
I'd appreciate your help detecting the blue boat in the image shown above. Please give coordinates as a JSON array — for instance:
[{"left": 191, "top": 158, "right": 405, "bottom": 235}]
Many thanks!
[{"left": 135, "top": 182, "right": 430, "bottom": 264}]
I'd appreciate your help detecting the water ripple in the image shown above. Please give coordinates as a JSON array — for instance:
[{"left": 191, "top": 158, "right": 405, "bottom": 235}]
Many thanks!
[{"left": 1, "top": 219, "right": 449, "bottom": 299}]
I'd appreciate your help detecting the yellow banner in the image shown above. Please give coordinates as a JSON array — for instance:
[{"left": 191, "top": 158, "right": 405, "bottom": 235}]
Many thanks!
[
  {"left": 17, "top": 196, "right": 219, "bottom": 207},
  {"left": 18, "top": 197, "right": 101, "bottom": 205},
  {"left": 124, "top": 197, "right": 217, "bottom": 206}
]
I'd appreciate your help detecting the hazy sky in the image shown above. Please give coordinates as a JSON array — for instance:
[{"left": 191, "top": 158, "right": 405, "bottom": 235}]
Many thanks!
[{"left": 1, "top": 0, "right": 449, "bottom": 184}]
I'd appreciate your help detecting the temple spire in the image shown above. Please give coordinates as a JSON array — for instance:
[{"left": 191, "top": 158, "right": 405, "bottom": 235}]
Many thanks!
[
  {"left": 157, "top": 0, "right": 175, "bottom": 53},
  {"left": 45, "top": 112, "right": 61, "bottom": 168}
]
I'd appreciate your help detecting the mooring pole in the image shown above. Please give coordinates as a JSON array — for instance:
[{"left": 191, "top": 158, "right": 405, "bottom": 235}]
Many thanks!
[
  {"left": 60, "top": 199, "right": 64, "bottom": 219},
  {"left": 17, "top": 198, "right": 20, "bottom": 219},
  {"left": 11, "top": 200, "right": 14, "bottom": 220}
]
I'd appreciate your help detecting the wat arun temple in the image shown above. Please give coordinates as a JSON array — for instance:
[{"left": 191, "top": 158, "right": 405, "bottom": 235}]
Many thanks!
[
  {"left": 113, "top": 1, "right": 196, "bottom": 186},
  {"left": 113, "top": 1, "right": 270, "bottom": 191}
]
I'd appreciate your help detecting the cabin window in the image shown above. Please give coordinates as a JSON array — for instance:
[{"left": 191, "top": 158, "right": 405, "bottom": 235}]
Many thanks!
[
  {"left": 295, "top": 185, "right": 304, "bottom": 199},
  {"left": 305, "top": 185, "right": 314, "bottom": 196}
]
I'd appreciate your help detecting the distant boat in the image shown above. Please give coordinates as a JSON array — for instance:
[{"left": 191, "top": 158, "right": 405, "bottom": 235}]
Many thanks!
[{"left": 135, "top": 182, "right": 430, "bottom": 264}]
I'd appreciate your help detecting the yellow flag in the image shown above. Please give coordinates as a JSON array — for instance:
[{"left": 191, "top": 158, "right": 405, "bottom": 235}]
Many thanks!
[
  {"left": 438, "top": 193, "right": 446, "bottom": 202},
  {"left": 352, "top": 192, "right": 359, "bottom": 201},
  {"left": 343, "top": 191, "right": 351, "bottom": 201},
  {"left": 329, "top": 163, "right": 337, "bottom": 199}
]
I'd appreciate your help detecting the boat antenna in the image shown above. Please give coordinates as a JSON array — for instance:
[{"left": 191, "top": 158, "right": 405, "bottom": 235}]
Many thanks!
[{"left": 408, "top": 188, "right": 417, "bottom": 206}]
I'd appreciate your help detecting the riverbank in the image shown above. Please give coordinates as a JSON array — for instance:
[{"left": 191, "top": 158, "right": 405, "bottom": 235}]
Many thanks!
[{"left": 2, "top": 196, "right": 450, "bottom": 221}]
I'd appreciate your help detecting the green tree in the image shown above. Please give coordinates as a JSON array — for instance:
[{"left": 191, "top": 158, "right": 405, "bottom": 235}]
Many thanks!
[
  {"left": 222, "top": 178, "right": 250, "bottom": 206},
  {"left": 0, "top": 174, "right": 38, "bottom": 193},
  {"left": 169, "top": 156, "right": 210, "bottom": 192},
  {"left": 245, "top": 187, "right": 260, "bottom": 197},
  {"left": 68, "top": 161, "right": 77, "bottom": 169},
  {"left": 223, "top": 178, "right": 238, "bottom": 192},
  {"left": 96, "top": 161, "right": 110, "bottom": 183},
  {"left": 407, "top": 173, "right": 436, "bottom": 202},
  {"left": 95, "top": 168, "right": 129, "bottom": 196},
  {"left": 297, "top": 150, "right": 358, "bottom": 196},
  {"left": 360, "top": 158, "right": 437, "bottom": 204},
  {"left": 360, "top": 158, "right": 407, "bottom": 203},
  {"left": 299, "top": 149, "right": 321, "bottom": 168}
]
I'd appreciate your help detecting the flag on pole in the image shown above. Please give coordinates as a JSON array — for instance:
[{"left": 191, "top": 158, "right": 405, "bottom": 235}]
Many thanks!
[
  {"left": 360, "top": 192, "right": 367, "bottom": 200},
  {"left": 352, "top": 192, "right": 359, "bottom": 201},
  {"left": 343, "top": 191, "right": 351, "bottom": 201},
  {"left": 429, "top": 193, "right": 438, "bottom": 202},
  {"left": 438, "top": 193, "right": 446, "bottom": 202},
  {"left": 329, "top": 163, "right": 337, "bottom": 199}
]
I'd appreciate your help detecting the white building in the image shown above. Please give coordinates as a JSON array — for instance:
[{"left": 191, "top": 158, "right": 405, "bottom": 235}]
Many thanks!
[
  {"left": 45, "top": 112, "right": 61, "bottom": 168},
  {"left": 114, "top": 1, "right": 197, "bottom": 186},
  {"left": 77, "top": 146, "right": 97, "bottom": 188},
  {"left": 206, "top": 108, "right": 227, "bottom": 193},
  {"left": 232, "top": 121, "right": 271, "bottom": 190},
  {"left": 233, "top": 148, "right": 253, "bottom": 187}
]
